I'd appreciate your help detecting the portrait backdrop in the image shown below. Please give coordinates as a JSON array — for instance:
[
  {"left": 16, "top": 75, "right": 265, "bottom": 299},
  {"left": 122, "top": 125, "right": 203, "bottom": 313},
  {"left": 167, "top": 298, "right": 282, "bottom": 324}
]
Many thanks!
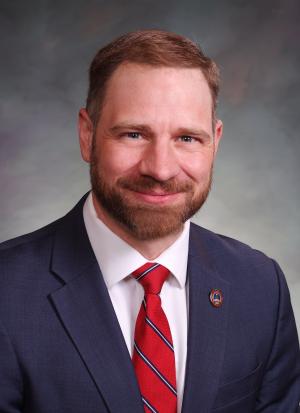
[{"left": 0, "top": 0, "right": 299, "bottom": 332}]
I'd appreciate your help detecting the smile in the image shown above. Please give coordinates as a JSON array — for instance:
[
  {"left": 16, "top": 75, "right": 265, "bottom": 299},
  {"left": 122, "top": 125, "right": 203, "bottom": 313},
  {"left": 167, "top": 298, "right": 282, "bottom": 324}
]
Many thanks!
[{"left": 130, "top": 190, "right": 182, "bottom": 204}]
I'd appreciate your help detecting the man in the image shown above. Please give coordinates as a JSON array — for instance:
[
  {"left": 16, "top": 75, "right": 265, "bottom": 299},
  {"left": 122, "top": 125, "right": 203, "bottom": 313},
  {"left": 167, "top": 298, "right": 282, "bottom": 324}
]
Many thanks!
[{"left": 0, "top": 30, "right": 299, "bottom": 413}]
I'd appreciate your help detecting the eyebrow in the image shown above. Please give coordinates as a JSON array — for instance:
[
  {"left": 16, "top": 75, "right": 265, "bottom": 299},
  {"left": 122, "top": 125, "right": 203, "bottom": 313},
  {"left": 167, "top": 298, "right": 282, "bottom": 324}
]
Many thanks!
[
  {"left": 109, "top": 123, "right": 153, "bottom": 136},
  {"left": 109, "top": 123, "right": 212, "bottom": 141},
  {"left": 176, "top": 127, "right": 212, "bottom": 142}
]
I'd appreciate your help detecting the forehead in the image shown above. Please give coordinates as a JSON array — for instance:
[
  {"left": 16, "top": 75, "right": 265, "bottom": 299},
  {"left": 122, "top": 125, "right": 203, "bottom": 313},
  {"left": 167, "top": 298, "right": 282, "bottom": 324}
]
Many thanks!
[{"left": 100, "top": 63, "right": 213, "bottom": 130}]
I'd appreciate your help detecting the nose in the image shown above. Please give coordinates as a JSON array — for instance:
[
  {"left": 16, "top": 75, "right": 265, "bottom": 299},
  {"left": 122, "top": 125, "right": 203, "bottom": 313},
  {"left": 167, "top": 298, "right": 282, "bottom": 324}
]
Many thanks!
[{"left": 138, "top": 139, "right": 180, "bottom": 182}]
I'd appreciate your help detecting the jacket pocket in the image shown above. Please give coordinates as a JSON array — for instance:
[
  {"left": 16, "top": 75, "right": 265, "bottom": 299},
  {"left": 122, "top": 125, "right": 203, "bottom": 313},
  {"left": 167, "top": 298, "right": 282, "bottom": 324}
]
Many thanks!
[{"left": 212, "top": 362, "right": 263, "bottom": 410}]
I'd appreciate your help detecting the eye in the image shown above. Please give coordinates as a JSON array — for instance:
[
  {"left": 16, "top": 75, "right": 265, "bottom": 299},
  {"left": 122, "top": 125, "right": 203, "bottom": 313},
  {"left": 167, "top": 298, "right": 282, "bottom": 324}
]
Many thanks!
[
  {"left": 126, "top": 132, "right": 141, "bottom": 139},
  {"left": 179, "top": 135, "right": 195, "bottom": 143}
]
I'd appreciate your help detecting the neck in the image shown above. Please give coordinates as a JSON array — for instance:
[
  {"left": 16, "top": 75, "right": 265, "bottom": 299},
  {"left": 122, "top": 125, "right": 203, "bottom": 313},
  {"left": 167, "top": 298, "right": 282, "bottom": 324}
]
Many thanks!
[{"left": 91, "top": 193, "right": 183, "bottom": 260}]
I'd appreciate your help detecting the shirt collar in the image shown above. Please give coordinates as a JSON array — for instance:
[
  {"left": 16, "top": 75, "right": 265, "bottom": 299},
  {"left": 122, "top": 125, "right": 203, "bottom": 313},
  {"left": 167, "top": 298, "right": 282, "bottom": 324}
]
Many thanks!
[{"left": 83, "top": 192, "right": 190, "bottom": 289}]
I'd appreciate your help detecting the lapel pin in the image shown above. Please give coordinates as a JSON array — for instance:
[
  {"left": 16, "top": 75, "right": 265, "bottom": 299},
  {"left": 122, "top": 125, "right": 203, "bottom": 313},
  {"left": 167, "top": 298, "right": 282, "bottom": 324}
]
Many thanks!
[{"left": 209, "top": 289, "right": 223, "bottom": 308}]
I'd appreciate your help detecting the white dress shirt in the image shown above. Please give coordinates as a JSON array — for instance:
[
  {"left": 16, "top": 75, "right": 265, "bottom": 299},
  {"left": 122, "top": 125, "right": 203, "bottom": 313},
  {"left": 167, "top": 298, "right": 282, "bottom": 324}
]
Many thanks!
[{"left": 83, "top": 192, "right": 189, "bottom": 412}]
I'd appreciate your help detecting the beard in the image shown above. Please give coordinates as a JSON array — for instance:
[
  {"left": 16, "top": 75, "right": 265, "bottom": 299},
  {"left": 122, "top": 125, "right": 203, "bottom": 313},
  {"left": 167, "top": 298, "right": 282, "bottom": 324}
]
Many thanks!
[{"left": 90, "top": 150, "right": 213, "bottom": 241}]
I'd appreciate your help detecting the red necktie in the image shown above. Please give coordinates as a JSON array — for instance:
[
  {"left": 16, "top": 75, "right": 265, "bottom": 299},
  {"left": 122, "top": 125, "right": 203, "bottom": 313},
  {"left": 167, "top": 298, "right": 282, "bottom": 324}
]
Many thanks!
[{"left": 132, "top": 262, "right": 177, "bottom": 413}]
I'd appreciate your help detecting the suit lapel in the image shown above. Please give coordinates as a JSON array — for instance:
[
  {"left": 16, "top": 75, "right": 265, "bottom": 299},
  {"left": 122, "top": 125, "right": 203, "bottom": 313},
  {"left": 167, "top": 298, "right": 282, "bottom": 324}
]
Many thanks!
[
  {"left": 49, "top": 196, "right": 143, "bottom": 413},
  {"left": 48, "top": 197, "right": 230, "bottom": 413},
  {"left": 182, "top": 224, "right": 230, "bottom": 413}
]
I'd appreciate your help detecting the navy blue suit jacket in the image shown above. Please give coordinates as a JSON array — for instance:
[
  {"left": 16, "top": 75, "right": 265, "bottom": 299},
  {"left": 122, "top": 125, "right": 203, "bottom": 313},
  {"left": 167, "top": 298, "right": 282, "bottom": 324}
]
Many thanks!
[{"left": 0, "top": 195, "right": 299, "bottom": 412}]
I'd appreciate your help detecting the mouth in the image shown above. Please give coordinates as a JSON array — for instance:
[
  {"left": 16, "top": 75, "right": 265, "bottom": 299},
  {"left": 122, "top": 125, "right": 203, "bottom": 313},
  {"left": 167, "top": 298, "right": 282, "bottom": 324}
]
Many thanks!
[{"left": 128, "top": 190, "right": 182, "bottom": 204}]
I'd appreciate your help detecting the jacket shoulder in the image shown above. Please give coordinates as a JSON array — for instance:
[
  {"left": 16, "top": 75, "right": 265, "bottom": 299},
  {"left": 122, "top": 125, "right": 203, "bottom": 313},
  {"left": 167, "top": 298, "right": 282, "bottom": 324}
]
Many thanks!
[
  {"left": 0, "top": 217, "right": 62, "bottom": 253},
  {"left": 190, "top": 222, "right": 271, "bottom": 258},
  {"left": 0, "top": 194, "right": 88, "bottom": 255},
  {"left": 0, "top": 218, "right": 64, "bottom": 291},
  {"left": 189, "top": 222, "right": 281, "bottom": 283}
]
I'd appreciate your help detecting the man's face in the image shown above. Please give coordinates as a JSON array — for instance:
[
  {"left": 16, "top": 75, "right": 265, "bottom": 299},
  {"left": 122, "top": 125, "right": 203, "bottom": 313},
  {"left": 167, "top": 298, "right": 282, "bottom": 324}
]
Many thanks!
[{"left": 79, "top": 63, "right": 222, "bottom": 240}]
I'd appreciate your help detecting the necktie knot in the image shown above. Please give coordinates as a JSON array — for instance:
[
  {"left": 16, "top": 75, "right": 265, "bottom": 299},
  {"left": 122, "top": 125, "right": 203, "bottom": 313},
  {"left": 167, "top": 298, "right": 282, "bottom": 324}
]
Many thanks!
[{"left": 132, "top": 262, "right": 170, "bottom": 295}]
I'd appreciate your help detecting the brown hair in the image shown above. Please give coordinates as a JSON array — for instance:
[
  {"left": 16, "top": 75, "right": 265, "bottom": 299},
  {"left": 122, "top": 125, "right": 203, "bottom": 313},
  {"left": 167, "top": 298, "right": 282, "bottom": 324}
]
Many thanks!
[{"left": 86, "top": 30, "right": 220, "bottom": 127}]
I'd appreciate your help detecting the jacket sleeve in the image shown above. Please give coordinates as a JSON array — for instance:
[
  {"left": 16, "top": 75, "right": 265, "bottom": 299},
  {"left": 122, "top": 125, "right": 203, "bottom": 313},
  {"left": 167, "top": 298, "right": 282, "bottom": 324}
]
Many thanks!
[
  {"left": 0, "top": 318, "right": 23, "bottom": 412},
  {"left": 256, "top": 260, "right": 300, "bottom": 412}
]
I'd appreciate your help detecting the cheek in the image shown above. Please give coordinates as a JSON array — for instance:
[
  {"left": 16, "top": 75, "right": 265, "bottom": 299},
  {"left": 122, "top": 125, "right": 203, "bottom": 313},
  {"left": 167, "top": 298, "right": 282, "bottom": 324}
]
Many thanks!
[
  {"left": 179, "top": 152, "right": 214, "bottom": 182},
  {"left": 98, "top": 145, "right": 142, "bottom": 179}
]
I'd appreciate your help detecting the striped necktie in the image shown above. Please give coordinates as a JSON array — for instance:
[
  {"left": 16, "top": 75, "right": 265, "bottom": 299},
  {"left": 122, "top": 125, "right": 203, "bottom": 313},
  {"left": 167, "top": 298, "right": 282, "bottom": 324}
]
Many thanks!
[{"left": 132, "top": 262, "right": 177, "bottom": 413}]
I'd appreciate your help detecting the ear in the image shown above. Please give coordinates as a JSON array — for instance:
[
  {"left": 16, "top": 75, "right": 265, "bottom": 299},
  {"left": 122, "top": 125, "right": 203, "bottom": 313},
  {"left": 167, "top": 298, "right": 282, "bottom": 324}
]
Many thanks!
[
  {"left": 78, "top": 108, "right": 94, "bottom": 163},
  {"left": 213, "top": 119, "right": 223, "bottom": 156}
]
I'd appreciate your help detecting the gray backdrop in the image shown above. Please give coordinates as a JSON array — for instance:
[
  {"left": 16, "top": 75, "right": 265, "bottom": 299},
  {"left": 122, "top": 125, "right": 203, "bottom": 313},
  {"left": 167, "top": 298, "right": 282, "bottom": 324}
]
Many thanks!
[{"left": 0, "top": 0, "right": 299, "bottom": 332}]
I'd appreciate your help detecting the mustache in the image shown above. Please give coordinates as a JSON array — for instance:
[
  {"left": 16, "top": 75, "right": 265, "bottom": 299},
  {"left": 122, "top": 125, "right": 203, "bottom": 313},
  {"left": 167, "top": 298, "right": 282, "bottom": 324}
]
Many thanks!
[{"left": 117, "top": 175, "right": 194, "bottom": 193}]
